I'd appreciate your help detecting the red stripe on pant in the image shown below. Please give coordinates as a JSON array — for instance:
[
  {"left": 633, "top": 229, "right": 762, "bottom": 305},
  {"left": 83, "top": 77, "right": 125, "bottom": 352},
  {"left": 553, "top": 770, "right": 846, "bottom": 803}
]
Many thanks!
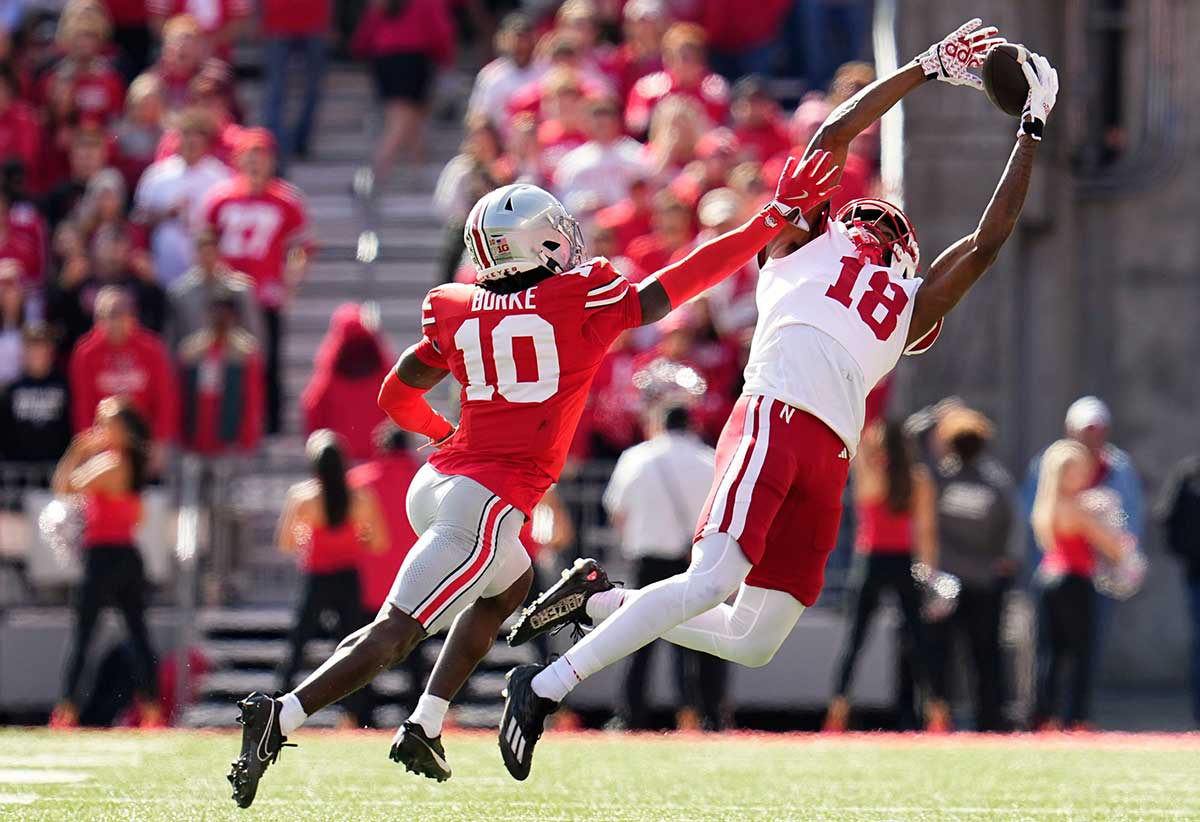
[{"left": 414, "top": 500, "right": 503, "bottom": 624}]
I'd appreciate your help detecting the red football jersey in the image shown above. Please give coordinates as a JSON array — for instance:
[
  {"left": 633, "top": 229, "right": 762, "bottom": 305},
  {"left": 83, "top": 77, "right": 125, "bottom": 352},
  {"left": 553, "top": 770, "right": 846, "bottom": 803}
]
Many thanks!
[
  {"left": 203, "top": 176, "right": 313, "bottom": 308},
  {"left": 416, "top": 258, "right": 643, "bottom": 515}
]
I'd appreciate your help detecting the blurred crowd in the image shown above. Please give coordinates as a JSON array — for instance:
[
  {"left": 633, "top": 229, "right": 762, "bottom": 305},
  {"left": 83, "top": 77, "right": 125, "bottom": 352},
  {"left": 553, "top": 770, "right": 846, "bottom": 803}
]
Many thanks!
[{"left": 432, "top": 0, "right": 880, "bottom": 459}]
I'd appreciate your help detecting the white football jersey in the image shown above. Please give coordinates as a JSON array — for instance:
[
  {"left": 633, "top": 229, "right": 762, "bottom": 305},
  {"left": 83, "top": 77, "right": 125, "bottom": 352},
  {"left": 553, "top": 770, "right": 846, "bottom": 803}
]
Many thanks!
[{"left": 743, "top": 220, "right": 937, "bottom": 456}]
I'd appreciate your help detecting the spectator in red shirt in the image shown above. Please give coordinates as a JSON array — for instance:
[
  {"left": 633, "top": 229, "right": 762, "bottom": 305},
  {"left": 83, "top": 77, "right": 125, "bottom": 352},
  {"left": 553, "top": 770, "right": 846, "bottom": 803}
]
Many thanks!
[
  {"left": 503, "top": 33, "right": 610, "bottom": 124},
  {"left": 595, "top": 176, "right": 654, "bottom": 258},
  {"left": 347, "top": 423, "right": 421, "bottom": 615},
  {"left": 697, "top": 0, "right": 790, "bottom": 80},
  {"left": 149, "top": 0, "right": 251, "bottom": 62},
  {"left": 0, "top": 188, "right": 45, "bottom": 288},
  {"left": 670, "top": 126, "right": 738, "bottom": 209},
  {"left": 99, "top": 0, "right": 154, "bottom": 82},
  {"left": 202, "top": 128, "right": 313, "bottom": 434},
  {"left": 0, "top": 63, "right": 39, "bottom": 180},
  {"left": 625, "top": 22, "right": 728, "bottom": 138},
  {"left": 351, "top": 0, "right": 455, "bottom": 195},
  {"left": 625, "top": 190, "right": 695, "bottom": 276},
  {"left": 730, "top": 75, "right": 790, "bottom": 163},
  {"left": 177, "top": 282, "right": 263, "bottom": 455},
  {"left": 147, "top": 14, "right": 206, "bottom": 112},
  {"left": 300, "top": 303, "right": 393, "bottom": 463},
  {"left": 535, "top": 68, "right": 589, "bottom": 171},
  {"left": 261, "top": 0, "right": 331, "bottom": 167},
  {"left": 604, "top": 0, "right": 667, "bottom": 101},
  {"left": 40, "top": 6, "right": 126, "bottom": 125},
  {"left": 68, "top": 287, "right": 177, "bottom": 460}
]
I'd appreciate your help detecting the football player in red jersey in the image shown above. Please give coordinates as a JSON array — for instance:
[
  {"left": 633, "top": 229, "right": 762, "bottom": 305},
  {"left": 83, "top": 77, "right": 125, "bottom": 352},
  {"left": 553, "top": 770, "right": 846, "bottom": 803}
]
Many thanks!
[{"left": 226, "top": 151, "right": 842, "bottom": 807}]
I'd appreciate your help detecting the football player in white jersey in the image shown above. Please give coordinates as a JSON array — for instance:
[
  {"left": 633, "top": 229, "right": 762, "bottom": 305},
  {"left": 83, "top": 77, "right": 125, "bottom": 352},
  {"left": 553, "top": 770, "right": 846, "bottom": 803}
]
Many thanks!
[{"left": 499, "top": 21, "right": 1058, "bottom": 778}]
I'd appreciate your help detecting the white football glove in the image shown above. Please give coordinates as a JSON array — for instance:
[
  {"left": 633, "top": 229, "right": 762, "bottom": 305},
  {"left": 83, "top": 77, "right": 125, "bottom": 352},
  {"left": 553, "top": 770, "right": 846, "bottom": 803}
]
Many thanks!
[
  {"left": 918, "top": 18, "right": 1005, "bottom": 91},
  {"left": 1019, "top": 52, "right": 1059, "bottom": 141}
]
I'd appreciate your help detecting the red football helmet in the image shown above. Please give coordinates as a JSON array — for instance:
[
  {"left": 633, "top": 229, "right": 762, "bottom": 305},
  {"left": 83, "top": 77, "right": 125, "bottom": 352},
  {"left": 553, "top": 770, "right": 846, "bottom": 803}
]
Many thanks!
[{"left": 835, "top": 198, "right": 921, "bottom": 279}]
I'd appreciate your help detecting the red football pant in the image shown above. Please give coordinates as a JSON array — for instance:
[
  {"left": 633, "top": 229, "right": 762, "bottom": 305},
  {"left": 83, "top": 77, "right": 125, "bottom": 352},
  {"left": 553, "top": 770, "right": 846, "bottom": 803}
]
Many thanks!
[{"left": 696, "top": 394, "right": 850, "bottom": 607}]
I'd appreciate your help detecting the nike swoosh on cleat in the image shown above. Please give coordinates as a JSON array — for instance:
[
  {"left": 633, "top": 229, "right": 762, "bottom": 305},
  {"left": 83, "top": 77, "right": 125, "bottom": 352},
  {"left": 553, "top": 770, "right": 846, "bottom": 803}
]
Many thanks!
[
  {"left": 255, "top": 700, "right": 278, "bottom": 763},
  {"left": 412, "top": 734, "right": 449, "bottom": 773}
]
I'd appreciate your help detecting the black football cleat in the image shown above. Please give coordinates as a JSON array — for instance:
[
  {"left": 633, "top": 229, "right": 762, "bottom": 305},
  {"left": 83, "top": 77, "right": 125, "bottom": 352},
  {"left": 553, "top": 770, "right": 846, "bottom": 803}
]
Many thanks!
[
  {"left": 498, "top": 664, "right": 558, "bottom": 781},
  {"left": 508, "top": 558, "right": 615, "bottom": 647},
  {"left": 227, "top": 692, "right": 293, "bottom": 809},
  {"left": 389, "top": 720, "right": 452, "bottom": 782}
]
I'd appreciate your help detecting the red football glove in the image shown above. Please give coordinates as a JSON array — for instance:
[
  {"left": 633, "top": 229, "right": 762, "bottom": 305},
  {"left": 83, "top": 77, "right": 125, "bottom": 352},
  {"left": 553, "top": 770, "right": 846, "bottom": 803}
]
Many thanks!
[{"left": 766, "top": 150, "right": 841, "bottom": 231}]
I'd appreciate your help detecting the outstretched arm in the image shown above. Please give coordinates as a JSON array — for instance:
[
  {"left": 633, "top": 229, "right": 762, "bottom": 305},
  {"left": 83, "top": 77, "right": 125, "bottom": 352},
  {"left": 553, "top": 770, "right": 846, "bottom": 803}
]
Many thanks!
[
  {"left": 907, "top": 52, "right": 1059, "bottom": 346},
  {"left": 637, "top": 152, "right": 840, "bottom": 324},
  {"left": 811, "top": 19, "right": 1003, "bottom": 180}
]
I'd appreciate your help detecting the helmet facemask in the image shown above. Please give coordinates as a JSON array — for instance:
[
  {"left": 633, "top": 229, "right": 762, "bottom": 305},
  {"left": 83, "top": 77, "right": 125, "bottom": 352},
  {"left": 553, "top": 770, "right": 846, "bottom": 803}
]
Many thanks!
[{"left": 835, "top": 199, "right": 921, "bottom": 279}]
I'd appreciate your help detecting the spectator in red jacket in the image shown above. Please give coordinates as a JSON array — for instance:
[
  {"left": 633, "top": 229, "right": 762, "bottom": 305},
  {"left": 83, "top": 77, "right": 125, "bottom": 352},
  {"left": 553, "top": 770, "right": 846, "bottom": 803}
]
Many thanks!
[
  {"left": 68, "top": 287, "right": 177, "bottom": 461},
  {"left": 149, "top": 0, "right": 251, "bottom": 62},
  {"left": 261, "top": 0, "right": 331, "bottom": 167},
  {"left": 0, "top": 63, "right": 39, "bottom": 180},
  {"left": 0, "top": 188, "right": 45, "bottom": 289},
  {"left": 147, "top": 14, "right": 206, "bottom": 112},
  {"left": 177, "top": 282, "right": 263, "bottom": 455},
  {"left": 39, "top": 6, "right": 126, "bottom": 125},
  {"left": 604, "top": 0, "right": 667, "bottom": 101},
  {"left": 301, "top": 302, "right": 392, "bottom": 462},
  {"left": 351, "top": 0, "right": 455, "bottom": 194},
  {"left": 625, "top": 22, "right": 728, "bottom": 138},
  {"left": 697, "top": 0, "right": 791, "bottom": 80},
  {"left": 669, "top": 126, "right": 738, "bottom": 209},
  {"left": 203, "top": 128, "right": 312, "bottom": 434},
  {"left": 730, "top": 75, "right": 790, "bottom": 163},
  {"left": 348, "top": 422, "right": 421, "bottom": 614},
  {"left": 595, "top": 176, "right": 654, "bottom": 257},
  {"left": 536, "top": 68, "right": 589, "bottom": 171},
  {"left": 626, "top": 190, "right": 695, "bottom": 276}
]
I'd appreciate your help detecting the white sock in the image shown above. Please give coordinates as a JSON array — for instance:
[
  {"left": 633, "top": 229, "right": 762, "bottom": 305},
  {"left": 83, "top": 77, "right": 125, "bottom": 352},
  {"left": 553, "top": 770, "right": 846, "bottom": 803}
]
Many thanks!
[
  {"left": 408, "top": 694, "right": 451, "bottom": 737},
  {"left": 278, "top": 692, "right": 307, "bottom": 736},
  {"left": 531, "top": 656, "right": 582, "bottom": 702},
  {"left": 585, "top": 588, "right": 628, "bottom": 623}
]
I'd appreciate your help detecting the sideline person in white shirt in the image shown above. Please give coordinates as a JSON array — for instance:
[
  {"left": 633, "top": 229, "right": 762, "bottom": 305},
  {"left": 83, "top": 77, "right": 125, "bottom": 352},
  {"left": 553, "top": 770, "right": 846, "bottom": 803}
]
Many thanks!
[
  {"left": 133, "top": 109, "right": 232, "bottom": 287},
  {"left": 603, "top": 403, "right": 727, "bottom": 730},
  {"left": 466, "top": 13, "right": 541, "bottom": 133}
]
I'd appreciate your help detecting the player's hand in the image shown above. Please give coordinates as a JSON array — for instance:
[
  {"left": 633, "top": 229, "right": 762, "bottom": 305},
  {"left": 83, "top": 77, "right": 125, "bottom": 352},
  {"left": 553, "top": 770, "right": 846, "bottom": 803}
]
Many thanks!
[
  {"left": 1019, "top": 52, "right": 1058, "bottom": 141},
  {"left": 918, "top": 18, "right": 1005, "bottom": 91},
  {"left": 767, "top": 150, "right": 841, "bottom": 231}
]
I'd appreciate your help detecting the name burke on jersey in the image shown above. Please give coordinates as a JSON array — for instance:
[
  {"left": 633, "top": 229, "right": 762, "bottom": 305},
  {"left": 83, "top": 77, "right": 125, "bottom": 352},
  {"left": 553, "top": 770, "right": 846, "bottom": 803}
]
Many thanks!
[{"left": 470, "top": 287, "right": 538, "bottom": 312}]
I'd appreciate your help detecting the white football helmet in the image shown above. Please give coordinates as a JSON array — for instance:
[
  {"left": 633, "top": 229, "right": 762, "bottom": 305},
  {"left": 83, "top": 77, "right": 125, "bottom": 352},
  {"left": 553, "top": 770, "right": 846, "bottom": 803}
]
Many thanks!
[
  {"left": 835, "top": 198, "right": 921, "bottom": 280},
  {"left": 463, "top": 184, "right": 586, "bottom": 283}
]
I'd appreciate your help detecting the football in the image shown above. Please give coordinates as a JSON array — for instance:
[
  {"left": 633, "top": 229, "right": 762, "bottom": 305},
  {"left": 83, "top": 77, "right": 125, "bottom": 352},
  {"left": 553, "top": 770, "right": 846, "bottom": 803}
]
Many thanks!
[{"left": 982, "top": 43, "right": 1034, "bottom": 117}]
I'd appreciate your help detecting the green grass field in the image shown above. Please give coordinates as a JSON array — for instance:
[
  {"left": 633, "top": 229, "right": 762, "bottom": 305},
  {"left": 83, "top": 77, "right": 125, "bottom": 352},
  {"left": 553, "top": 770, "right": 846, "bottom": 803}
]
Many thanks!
[{"left": 2, "top": 729, "right": 1199, "bottom": 821}]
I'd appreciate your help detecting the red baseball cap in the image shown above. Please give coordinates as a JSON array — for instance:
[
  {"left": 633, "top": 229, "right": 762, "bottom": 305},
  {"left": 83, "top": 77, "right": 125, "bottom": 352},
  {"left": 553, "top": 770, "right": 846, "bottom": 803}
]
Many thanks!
[{"left": 236, "top": 127, "right": 277, "bottom": 157}]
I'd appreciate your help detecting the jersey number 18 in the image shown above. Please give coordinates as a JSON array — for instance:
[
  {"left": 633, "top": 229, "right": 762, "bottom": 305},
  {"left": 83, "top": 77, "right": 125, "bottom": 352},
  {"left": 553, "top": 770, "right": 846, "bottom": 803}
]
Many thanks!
[
  {"left": 454, "top": 315, "right": 561, "bottom": 403},
  {"left": 824, "top": 255, "right": 910, "bottom": 341}
]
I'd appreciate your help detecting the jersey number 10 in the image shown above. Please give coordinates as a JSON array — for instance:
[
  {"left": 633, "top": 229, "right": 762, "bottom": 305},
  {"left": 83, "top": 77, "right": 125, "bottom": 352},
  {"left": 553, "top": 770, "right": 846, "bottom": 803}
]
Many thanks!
[
  {"left": 824, "top": 255, "right": 910, "bottom": 341},
  {"left": 454, "top": 315, "right": 561, "bottom": 403}
]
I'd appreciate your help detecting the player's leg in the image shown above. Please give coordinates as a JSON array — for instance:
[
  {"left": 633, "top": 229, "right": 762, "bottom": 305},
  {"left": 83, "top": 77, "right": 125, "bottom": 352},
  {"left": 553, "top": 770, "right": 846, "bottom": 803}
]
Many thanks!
[
  {"left": 500, "top": 397, "right": 790, "bottom": 779},
  {"left": 391, "top": 505, "right": 530, "bottom": 781}
]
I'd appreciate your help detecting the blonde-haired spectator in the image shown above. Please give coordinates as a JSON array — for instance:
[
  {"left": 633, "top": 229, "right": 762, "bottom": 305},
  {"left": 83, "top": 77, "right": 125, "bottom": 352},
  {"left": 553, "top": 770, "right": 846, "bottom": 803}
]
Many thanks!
[
  {"left": 148, "top": 0, "right": 251, "bottom": 61},
  {"left": 1030, "top": 439, "right": 1132, "bottom": 730},
  {"left": 644, "top": 93, "right": 710, "bottom": 178},
  {"left": 114, "top": 73, "right": 166, "bottom": 187},
  {"left": 45, "top": 1, "right": 124, "bottom": 123}
]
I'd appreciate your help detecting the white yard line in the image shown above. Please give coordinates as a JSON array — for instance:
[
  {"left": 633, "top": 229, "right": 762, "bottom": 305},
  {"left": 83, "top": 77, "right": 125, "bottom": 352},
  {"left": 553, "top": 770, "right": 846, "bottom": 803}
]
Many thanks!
[
  {"left": 0, "top": 793, "right": 38, "bottom": 805},
  {"left": 0, "top": 769, "right": 92, "bottom": 784}
]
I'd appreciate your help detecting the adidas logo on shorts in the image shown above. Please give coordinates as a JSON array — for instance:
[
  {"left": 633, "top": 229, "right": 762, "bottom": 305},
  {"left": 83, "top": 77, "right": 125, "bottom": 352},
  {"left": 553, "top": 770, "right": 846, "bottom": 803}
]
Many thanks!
[
  {"left": 838, "top": 447, "right": 849, "bottom": 459},
  {"left": 529, "top": 593, "right": 586, "bottom": 629}
]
